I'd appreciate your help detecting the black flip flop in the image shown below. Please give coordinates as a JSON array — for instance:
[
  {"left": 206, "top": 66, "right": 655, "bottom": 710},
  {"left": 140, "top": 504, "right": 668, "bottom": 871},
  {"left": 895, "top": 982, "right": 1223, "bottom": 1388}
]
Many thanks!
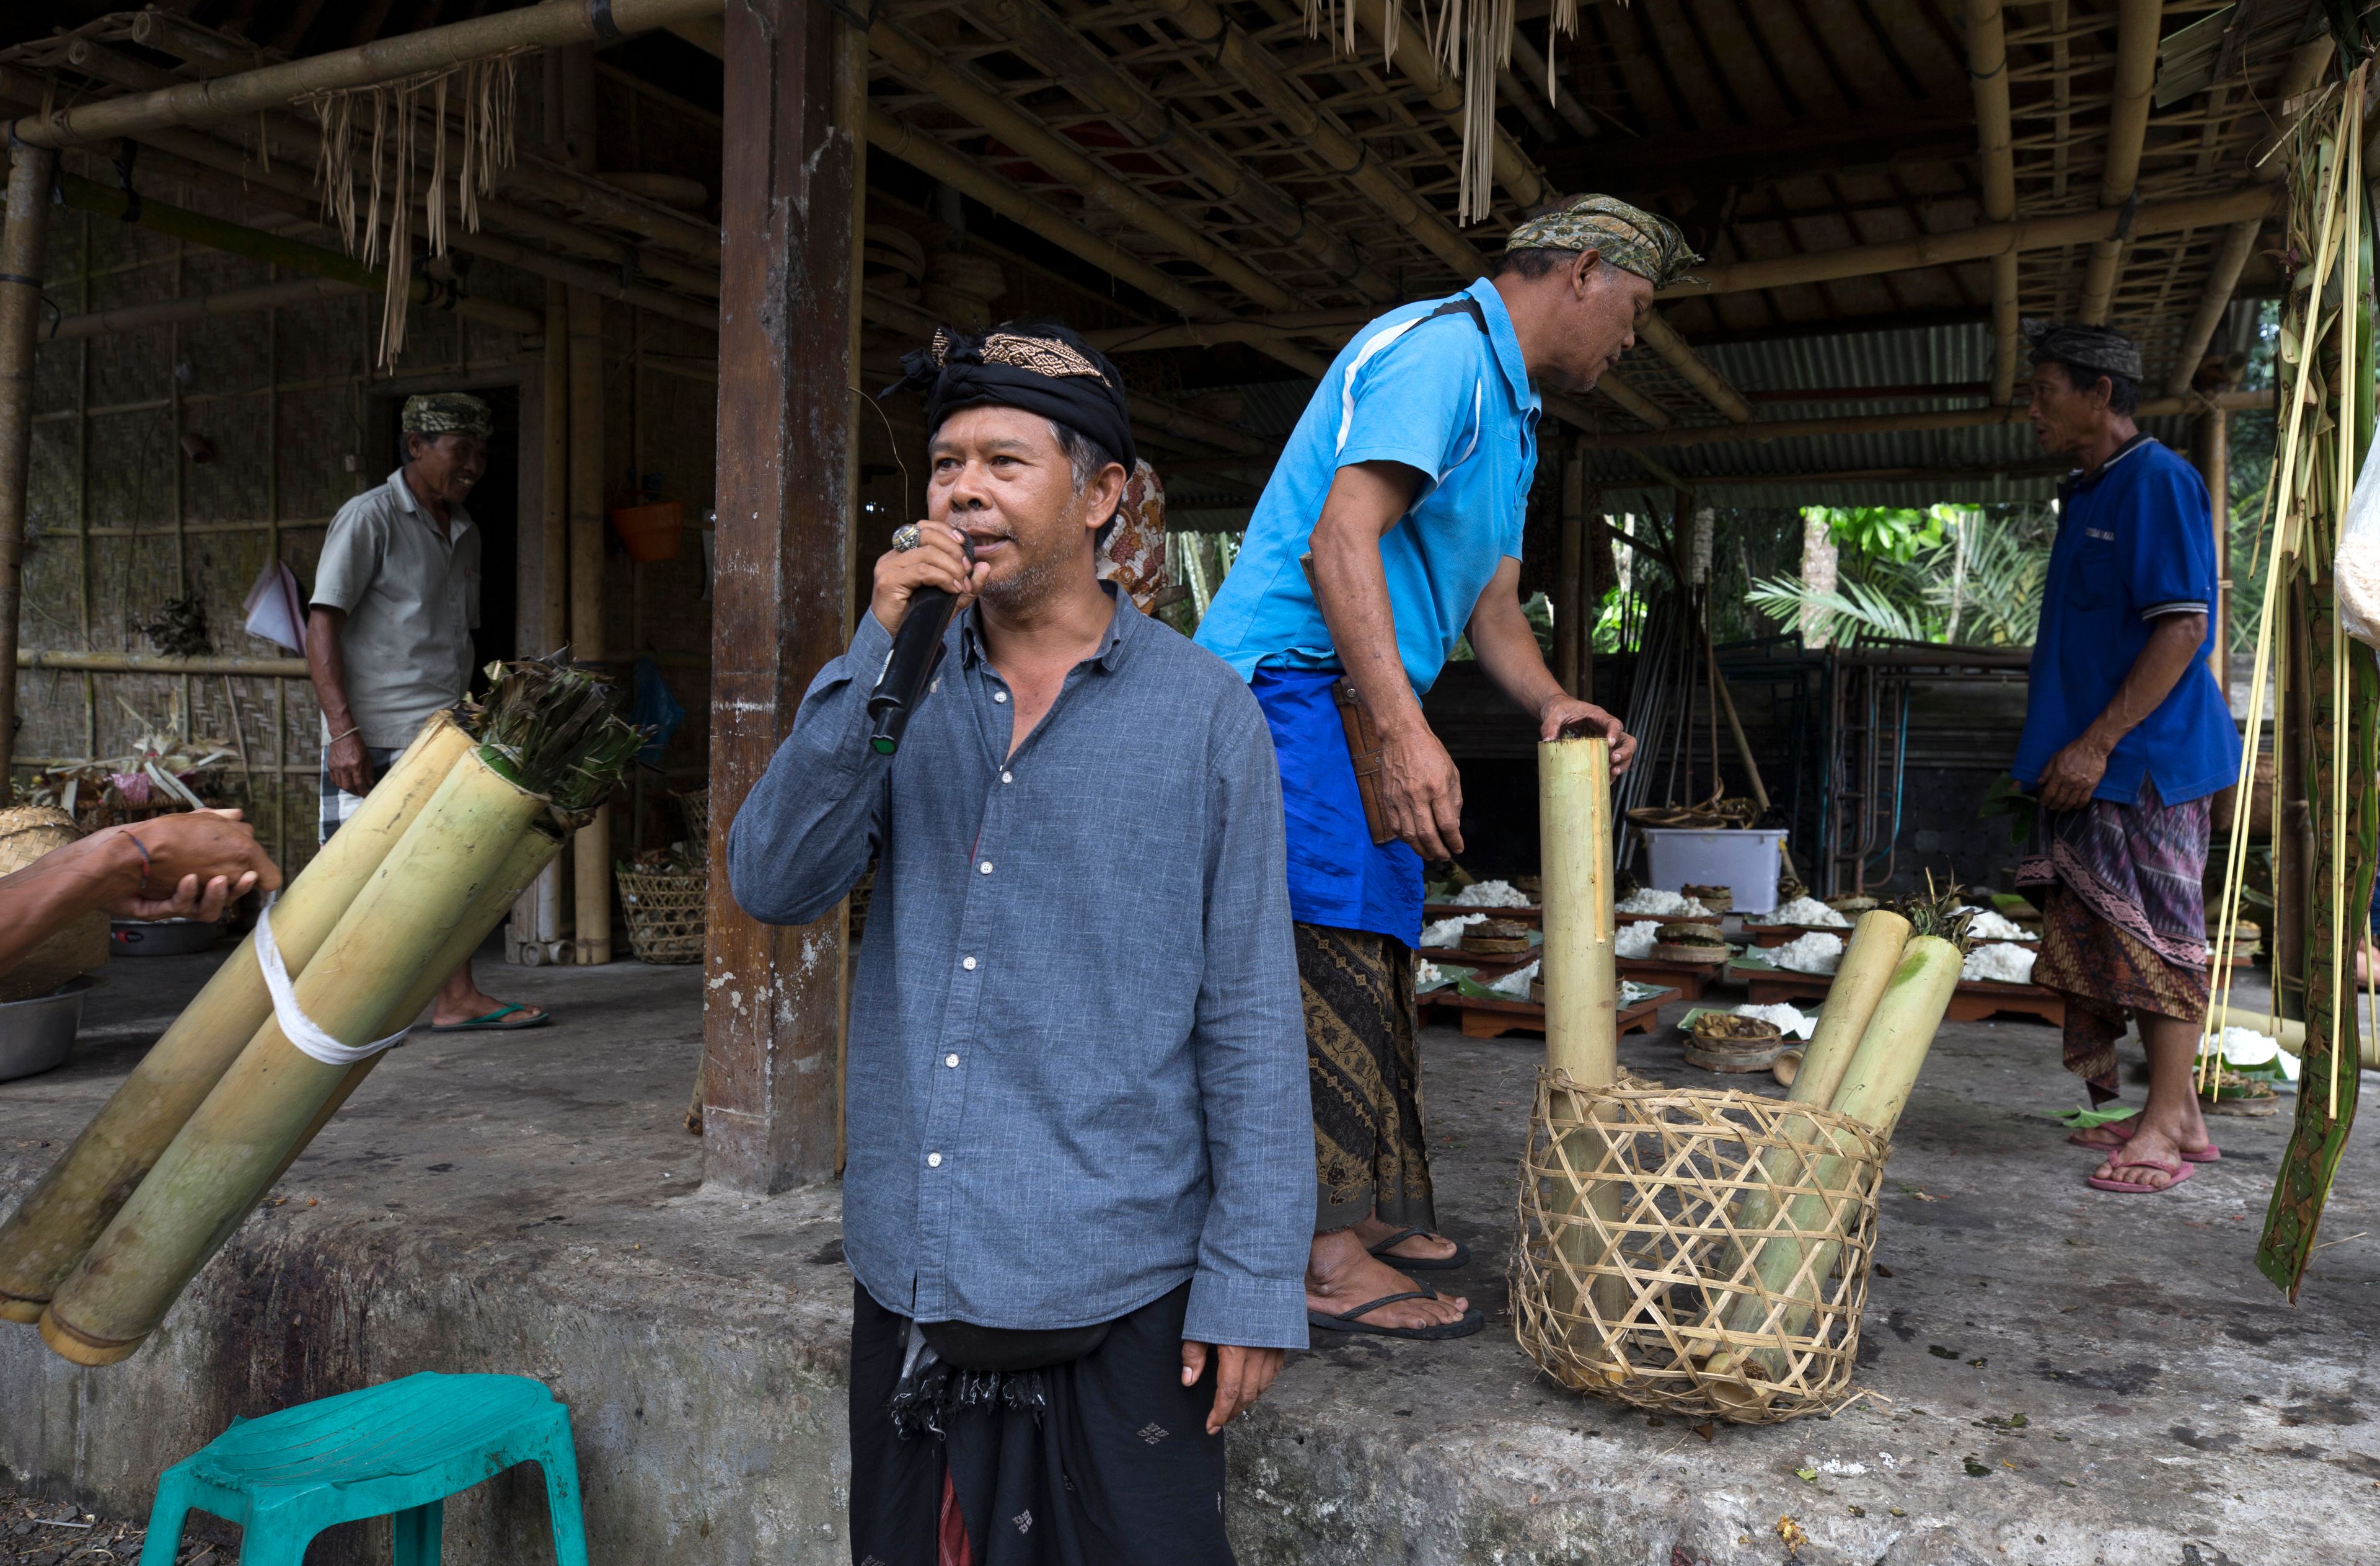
[
  {"left": 1307, "top": 1288, "right": 1485, "bottom": 1341},
  {"left": 1365, "top": 1227, "right": 1472, "bottom": 1272}
]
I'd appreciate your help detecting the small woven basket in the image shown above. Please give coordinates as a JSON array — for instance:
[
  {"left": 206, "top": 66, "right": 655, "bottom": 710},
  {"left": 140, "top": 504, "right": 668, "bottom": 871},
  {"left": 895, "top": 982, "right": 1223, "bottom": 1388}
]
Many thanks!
[
  {"left": 674, "top": 787, "right": 711, "bottom": 844},
  {"left": 1512, "top": 1070, "right": 1887, "bottom": 1425},
  {"left": 617, "top": 867, "right": 708, "bottom": 964}
]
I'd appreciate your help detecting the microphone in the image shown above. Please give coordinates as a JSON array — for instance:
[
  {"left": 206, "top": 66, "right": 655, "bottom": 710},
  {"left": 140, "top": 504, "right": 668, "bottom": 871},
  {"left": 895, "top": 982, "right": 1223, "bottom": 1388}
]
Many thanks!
[{"left": 865, "top": 537, "right": 974, "bottom": 756}]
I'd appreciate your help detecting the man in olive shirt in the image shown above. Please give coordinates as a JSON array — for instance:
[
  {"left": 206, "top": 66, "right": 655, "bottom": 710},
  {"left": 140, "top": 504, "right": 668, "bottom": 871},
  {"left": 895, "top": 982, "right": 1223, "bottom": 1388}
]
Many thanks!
[{"left": 306, "top": 392, "right": 550, "bottom": 1032}]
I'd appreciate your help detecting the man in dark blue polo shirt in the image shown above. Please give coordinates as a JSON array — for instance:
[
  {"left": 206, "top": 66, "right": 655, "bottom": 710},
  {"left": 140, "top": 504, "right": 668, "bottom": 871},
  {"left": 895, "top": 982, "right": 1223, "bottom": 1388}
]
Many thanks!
[{"left": 2011, "top": 320, "right": 2241, "bottom": 1196}]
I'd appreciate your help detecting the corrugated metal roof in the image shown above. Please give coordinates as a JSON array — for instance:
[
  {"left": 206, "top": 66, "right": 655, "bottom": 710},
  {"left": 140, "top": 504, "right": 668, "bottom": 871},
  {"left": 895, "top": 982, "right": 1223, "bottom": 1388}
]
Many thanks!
[{"left": 1582, "top": 321, "right": 2201, "bottom": 506}]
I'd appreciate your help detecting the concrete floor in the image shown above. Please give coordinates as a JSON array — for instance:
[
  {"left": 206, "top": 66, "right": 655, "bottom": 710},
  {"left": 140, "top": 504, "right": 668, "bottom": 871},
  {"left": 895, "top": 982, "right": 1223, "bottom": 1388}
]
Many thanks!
[{"left": 3, "top": 944, "right": 2378, "bottom": 1565}]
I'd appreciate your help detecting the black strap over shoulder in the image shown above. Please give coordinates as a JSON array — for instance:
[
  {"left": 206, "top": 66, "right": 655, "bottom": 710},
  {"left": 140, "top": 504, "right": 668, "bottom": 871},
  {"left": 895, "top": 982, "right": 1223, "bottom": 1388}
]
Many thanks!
[{"left": 1422, "top": 294, "right": 1491, "bottom": 335}]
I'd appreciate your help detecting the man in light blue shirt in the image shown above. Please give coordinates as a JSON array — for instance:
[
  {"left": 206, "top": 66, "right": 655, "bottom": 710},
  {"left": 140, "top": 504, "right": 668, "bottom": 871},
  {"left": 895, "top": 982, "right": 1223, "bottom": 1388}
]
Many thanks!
[{"left": 1197, "top": 195, "right": 1683, "bottom": 1340}]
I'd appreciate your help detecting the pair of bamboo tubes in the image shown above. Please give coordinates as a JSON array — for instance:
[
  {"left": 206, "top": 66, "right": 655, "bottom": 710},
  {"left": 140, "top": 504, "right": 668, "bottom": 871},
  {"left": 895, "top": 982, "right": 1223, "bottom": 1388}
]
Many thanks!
[
  {"left": 1534, "top": 735, "right": 1962, "bottom": 1404},
  {"left": 0, "top": 714, "right": 565, "bottom": 1365}
]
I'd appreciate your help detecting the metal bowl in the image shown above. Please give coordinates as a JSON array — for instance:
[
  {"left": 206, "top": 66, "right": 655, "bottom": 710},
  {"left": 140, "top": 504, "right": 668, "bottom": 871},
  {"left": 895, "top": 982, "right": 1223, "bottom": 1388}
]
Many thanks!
[
  {"left": 110, "top": 918, "right": 224, "bottom": 957},
  {"left": 0, "top": 976, "right": 97, "bottom": 1082}
]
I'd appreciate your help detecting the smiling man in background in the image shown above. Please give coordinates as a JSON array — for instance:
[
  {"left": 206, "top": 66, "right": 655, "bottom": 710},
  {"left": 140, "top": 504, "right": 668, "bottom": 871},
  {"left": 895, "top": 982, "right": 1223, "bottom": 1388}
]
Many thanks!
[
  {"left": 306, "top": 392, "right": 549, "bottom": 1033},
  {"left": 1194, "top": 195, "right": 1668, "bottom": 1342}
]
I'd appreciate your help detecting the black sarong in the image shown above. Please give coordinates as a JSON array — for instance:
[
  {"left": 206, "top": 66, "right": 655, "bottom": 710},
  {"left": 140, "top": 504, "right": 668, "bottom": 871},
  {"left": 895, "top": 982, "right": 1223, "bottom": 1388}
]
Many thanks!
[{"left": 848, "top": 1281, "right": 1234, "bottom": 1566}]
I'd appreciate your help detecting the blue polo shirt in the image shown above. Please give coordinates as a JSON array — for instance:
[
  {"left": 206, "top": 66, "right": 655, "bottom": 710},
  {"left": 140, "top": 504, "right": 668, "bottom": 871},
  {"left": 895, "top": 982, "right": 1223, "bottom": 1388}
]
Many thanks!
[
  {"left": 2012, "top": 435, "right": 2240, "bottom": 806},
  {"left": 1196, "top": 279, "right": 1541, "bottom": 943}
]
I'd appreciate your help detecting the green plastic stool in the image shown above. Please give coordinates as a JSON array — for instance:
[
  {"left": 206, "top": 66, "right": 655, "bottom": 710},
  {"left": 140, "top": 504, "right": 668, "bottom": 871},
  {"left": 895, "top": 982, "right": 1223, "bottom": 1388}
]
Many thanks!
[{"left": 137, "top": 1372, "right": 589, "bottom": 1566}]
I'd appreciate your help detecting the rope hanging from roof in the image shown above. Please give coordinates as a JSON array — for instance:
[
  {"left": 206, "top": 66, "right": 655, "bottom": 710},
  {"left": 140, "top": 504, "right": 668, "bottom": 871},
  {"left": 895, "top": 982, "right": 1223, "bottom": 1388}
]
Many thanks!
[
  {"left": 1303, "top": 0, "right": 1590, "bottom": 223},
  {"left": 299, "top": 48, "right": 528, "bottom": 366}
]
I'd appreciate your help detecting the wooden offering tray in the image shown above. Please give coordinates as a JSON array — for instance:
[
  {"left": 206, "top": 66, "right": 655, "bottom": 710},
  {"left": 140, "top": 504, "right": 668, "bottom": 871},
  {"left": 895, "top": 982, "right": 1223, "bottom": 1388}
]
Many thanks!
[
  {"left": 1423, "top": 984, "right": 1675, "bottom": 1042},
  {"left": 1613, "top": 957, "right": 1720, "bottom": 1001},
  {"left": 1737, "top": 921, "right": 1856, "bottom": 949},
  {"left": 1732, "top": 962, "right": 2066, "bottom": 1029},
  {"left": 1425, "top": 901, "right": 1541, "bottom": 927}
]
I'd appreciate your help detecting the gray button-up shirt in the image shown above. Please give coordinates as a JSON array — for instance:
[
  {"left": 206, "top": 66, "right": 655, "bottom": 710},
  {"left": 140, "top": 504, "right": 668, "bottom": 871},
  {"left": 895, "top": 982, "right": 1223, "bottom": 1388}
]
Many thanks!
[
  {"left": 727, "top": 589, "right": 1310, "bottom": 1349},
  {"left": 310, "top": 469, "right": 480, "bottom": 747}
]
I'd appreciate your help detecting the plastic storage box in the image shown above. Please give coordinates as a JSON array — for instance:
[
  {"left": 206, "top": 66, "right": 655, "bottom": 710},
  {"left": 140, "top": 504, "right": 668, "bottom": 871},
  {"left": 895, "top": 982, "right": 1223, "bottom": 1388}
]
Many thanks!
[{"left": 1641, "top": 828, "right": 1788, "bottom": 915}]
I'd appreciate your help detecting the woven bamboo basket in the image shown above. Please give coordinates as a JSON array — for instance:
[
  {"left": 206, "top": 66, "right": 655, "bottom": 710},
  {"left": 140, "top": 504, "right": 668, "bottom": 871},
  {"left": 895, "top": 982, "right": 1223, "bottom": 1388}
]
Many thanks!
[
  {"left": 1512, "top": 1071, "right": 1887, "bottom": 1425},
  {"left": 617, "top": 867, "right": 707, "bottom": 964},
  {"left": 1, "top": 807, "right": 109, "bottom": 1002},
  {"left": 674, "top": 787, "right": 710, "bottom": 844}
]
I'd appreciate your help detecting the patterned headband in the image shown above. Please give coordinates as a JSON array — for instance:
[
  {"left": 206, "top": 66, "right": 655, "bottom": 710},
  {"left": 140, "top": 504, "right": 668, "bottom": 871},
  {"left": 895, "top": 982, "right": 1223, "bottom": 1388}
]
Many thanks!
[{"left": 1504, "top": 195, "right": 1701, "bottom": 290}]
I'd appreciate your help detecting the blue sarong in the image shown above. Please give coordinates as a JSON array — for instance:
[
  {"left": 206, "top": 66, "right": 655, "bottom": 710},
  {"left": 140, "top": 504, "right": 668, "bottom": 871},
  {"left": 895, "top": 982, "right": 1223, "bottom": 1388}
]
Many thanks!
[{"left": 1248, "top": 667, "right": 1422, "bottom": 947}]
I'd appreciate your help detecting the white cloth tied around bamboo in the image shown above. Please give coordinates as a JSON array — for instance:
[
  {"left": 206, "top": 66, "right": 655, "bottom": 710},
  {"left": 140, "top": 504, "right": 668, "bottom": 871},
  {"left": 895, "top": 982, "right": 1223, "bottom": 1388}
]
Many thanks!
[{"left": 252, "top": 898, "right": 413, "bottom": 1064}]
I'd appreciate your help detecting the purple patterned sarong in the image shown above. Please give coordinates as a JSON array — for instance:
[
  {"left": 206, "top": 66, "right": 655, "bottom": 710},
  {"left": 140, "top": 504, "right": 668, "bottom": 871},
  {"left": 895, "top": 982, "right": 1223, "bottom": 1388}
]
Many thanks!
[{"left": 2017, "top": 778, "right": 2212, "bottom": 1100}]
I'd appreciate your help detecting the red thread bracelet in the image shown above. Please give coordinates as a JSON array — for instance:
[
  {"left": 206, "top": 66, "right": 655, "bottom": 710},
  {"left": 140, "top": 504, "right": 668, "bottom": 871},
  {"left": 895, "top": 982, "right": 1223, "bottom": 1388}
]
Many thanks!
[{"left": 125, "top": 829, "right": 153, "bottom": 896}]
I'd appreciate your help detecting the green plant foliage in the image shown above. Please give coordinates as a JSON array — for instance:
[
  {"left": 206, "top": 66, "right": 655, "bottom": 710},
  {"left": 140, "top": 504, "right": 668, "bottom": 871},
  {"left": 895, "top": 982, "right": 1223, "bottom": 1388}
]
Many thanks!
[{"left": 1746, "top": 505, "right": 2055, "bottom": 648}]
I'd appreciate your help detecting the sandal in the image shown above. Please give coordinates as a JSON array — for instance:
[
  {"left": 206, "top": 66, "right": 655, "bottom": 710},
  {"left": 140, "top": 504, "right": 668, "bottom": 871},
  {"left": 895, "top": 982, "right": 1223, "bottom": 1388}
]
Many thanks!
[
  {"left": 428, "top": 1003, "right": 553, "bottom": 1033},
  {"left": 1365, "top": 1227, "right": 1472, "bottom": 1272},
  {"left": 2086, "top": 1156, "right": 2194, "bottom": 1195},
  {"left": 1307, "top": 1288, "right": 1485, "bottom": 1341}
]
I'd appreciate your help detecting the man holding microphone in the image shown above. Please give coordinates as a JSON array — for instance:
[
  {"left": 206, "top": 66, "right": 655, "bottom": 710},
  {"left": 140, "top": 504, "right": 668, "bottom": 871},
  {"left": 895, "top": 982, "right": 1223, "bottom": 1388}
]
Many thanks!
[{"left": 1197, "top": 196, "right": 1680, "bottom": 1340}]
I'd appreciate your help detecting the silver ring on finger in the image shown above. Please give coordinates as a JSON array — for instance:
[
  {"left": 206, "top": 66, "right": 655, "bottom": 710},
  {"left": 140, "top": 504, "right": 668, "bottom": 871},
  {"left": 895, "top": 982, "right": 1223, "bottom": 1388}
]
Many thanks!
[{"left": 891, "top": 523, "right": 924, "bottom": 552}]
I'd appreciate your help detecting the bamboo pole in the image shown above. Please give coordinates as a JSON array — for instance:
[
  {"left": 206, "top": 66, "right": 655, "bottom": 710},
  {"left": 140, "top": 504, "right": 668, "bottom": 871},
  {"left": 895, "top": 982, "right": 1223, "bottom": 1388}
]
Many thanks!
[
  {"left": 1635, "top": 314, "right": 1751, "bottom": 423},
  {"left": 41, "top": 276, "right": 366, "bottom": 342},
  {"left": 1960, "top": 0, "right": 2020, "bottom": 404},
  {"left": 1134, "top": 0, "right": 1490, "bottom": 285},
  {"left": 40, "top": 751, "right": 552, "bottom": 1365},
  {"left": 0, "top": 143, "right": 56, "bottom": 790},
  {"left": 957, "top": 0, "right": 1393, "bottom": 301},
  {"left": 1344, "top": 0, "right": 1546, "bottom": 210},
  {"left": 868, "top": 20, "right": 1298, "bottom": 314},
  {"left": 1657, "top": 187, "right": 2280, "bottom": 302},
  {"left": 1538, "top": 732, "right": 1620, "bottom": 1339},
  {"left": 1576, "top": 387, "right": 2271, "bottom": 452},
  {"left": 1540, "top": 735, "right": 1616, "bottom": 1086},
  {"left": 0, "top": 716, "right": 473, "bottom": 1321},
  {"left": 1504, "top": 24, "right": 1597, "bottom": 141},
  {"left": 49, "top": 171, "right": 540, "bottom": 335},
  {"left": 17, "top": 650, "right": 310, "bottom": 676},
  {"left": 125, "top": 135, "right": 720, "bottom": 332},
  {"left": 2163, "top": 224, "right": 2260, "bottom": 399},
  {"left": 9, "top": 0, "right": 729, "bottom": 149},
  {"left": 1707, "top": 934, "right": 1960, "bottom": 1399},
  {"left": 2078, "top": 0, "right": 2165, "bottom": 324},
  {"left": 263, "top": 821, "right": 565, "bottom": 1191}
]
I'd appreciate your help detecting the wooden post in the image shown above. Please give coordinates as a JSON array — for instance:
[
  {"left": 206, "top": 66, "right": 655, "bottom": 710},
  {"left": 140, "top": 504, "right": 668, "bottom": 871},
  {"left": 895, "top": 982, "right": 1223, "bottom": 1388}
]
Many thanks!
[
  {"left": 1556, "top": 446, "right": 1584, "bottom": 698},
  {"left": 705, "top": 0, "right": 859, "bottom": 1193},
  {"left": 511, "top": 284, "right": 575, "bottom": 963},
  {"left": 562, "top": 45, "right": 612, "bottom": 966},
  {"left": 0, "top": 146, "right": 56, "bottom": 789}
]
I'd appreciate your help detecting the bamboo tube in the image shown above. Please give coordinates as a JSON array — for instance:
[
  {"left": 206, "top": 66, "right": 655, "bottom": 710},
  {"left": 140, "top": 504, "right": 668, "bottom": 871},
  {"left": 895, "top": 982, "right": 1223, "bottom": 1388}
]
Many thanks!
[
  {"left": 0, "top": 141, "right": 55, "bottom": 787},
  {"left": 0, "top": 715, "right": 475, "bottom": 1322},
  {"left": 38, "top": 751, "right": 549, "bottom": 1365},
  {"left": 51, "top": 173, "right": 540, "bottom": 337},
  {"left": 1714, "top": 911, "right": 1912, "bottom": 1283},
  {"left": 10, "top": 0, "right": 729, "bottom": 149},
  {"left": 1538, "top": 734, "right": 1622, "bottom": 1349},
  {"left": 1789, "top": 911, "right": 1912, "bottom": 1110},
  {"left": 1706, "top": 937, "right": 1961, "bottom": 1401},
  {"left": 262, "top": 822, "right": 565, "bottom": 1192},
  {"left": 1539, "top": 735, "right": 1616, "bottom": 1086}
]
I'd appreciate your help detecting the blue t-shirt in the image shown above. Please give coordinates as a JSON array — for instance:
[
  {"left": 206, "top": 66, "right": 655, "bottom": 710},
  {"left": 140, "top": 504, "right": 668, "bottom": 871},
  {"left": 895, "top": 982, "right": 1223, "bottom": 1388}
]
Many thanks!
[
  {"left": 2012, "top": 436, "right": 2241, "bottom": 806},
  {"left": 1195, "top": 278, "right": 1541, "bottom": 695},
  {"left": 1195, "top": 280, "right": 1540, "bottom": 945}
]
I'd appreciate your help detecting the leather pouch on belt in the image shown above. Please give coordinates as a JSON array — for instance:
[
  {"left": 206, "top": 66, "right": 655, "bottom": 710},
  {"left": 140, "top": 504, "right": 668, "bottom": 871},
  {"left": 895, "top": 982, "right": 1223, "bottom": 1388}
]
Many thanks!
[{"left": 1333, "top": 678, "right": 1396, "bottom": 846}]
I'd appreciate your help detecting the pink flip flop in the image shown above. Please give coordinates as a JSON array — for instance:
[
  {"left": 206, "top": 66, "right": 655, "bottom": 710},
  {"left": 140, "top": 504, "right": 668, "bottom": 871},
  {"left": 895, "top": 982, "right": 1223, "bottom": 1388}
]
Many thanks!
[
  {"left": 2087, "top": 1156, "right": 2195, "bottom": 1195},
  {"left": 2069, "top": 1120, "right": 2221, "bottom": 1162}
]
